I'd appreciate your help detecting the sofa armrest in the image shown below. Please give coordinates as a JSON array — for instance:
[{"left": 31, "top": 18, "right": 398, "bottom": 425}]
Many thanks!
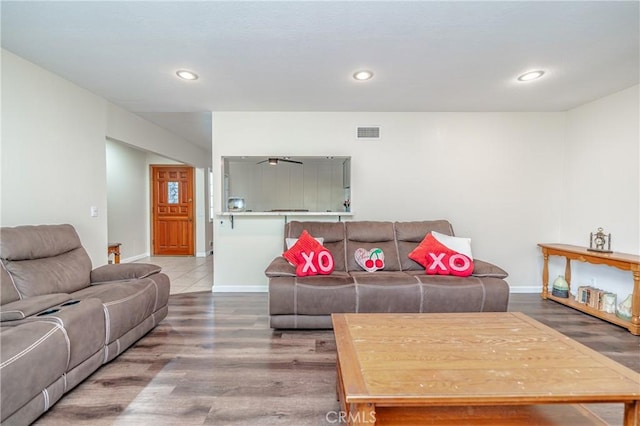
[
  {"left": 472, "top": 259, "right": 508, "bottom": 278},
  {"left": 0, "top": 293, "right": 72, "bottom": 321},
  {"left": 90, "top": 263, "right": 162, "bottom": 283},
  {"left": 265, "top": 257, "right": 296, "bottom": 278}
]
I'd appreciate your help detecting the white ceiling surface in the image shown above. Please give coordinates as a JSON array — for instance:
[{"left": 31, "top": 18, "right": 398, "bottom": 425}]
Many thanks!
[{"left": 2, "top": 1, "right": 638, "bottom": 150}]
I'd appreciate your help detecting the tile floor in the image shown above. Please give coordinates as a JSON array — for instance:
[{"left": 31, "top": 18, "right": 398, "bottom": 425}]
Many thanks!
[{"left": 135, "top": 255, "right": 213, "bottom": 294}]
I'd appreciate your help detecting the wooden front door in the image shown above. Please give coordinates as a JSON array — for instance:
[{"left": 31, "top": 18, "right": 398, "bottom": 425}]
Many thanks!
[{"left": 152, "top": 165, "right": 194, "bottom": 256}]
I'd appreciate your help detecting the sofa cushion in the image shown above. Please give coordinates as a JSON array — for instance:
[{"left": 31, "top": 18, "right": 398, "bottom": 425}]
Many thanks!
[
  {"left": 283, "top": 230, "right": 335, "bottom": 277},
  {"left": 0, "top": 224, "right": 93, "bottom": 297},
  {"left": 0, "top": 262, "right": 20, "bottom": 305},
  {"left": 346, "top": 222, "right": 401, "bottom": 271},
  {"left": 354, "top": 247, "right": 385, "bottom": 272},
  {"left": 269, "top": 273, "right": 356, "bottom": 316},
  {"left": 70, "top": 279, "right": 159, "bottom": 344},
  {"left": 285, "top": 237, "right": 323, "bottom": 249},
  {"left": 285, "top": 221, "right": 346, "bottom": 271},
  {"left": 3, "top": 248, "right": 92, "bottom": 297},
  {"left": 356, "top": 282, "right": 422, "bottom": 313},
  {"left": 395, "top": 220, "right": 455, "bottom": 271},
  {"left": 0, "top": 321, "right": 69, "bottom": 422},
  {"left": 414, "top": 275, "right": 487, "bottom": 312},
  {"left": 283, "top": 230, "right": 323, "bottom": 264},
  {"left": 30, "top": 298, "right": 106, "bottom": 370},
  {"left": 412, "top": 232, "right": 474, "bottom": 277},
  {"left": 0, "top": 224, "right": 82, "bottom": 261}
]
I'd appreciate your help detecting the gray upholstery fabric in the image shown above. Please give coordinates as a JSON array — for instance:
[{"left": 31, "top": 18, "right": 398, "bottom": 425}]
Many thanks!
[
  {"left": 91, "top": 263, "right": 162, "bottom": 283},
  {"left": 0, "top": 293, "right": 71, "bottom": 321},
  {"left": 268, "top": 220, "right": 510, "bottom": 329},
  {"left": 0, "top": 262, "right": 20, "bottom": 305},
  {"left": 0, "top": 322, "right": 69, "bottom": 422},
  {"left": 0, "top": 224, "right": 82, "bottom": 261},
  {"left": 472, "top": 259, "right": 509, "bottom": 278},
  {"left": 71, "top": 279, "right": 158, "bottom": 344},
  {"left": 0, "top": 224, "right": 92, "bottom": 296},
  {"left": 0, "top": 224, "right": 171, "bottom": 424},
  {"left": 264, "top": 257, "right": 296, "bottom": 277},
  {"left": 4, "top": 247, "right": 92, "bottom": 296},
  {"left": 31, "top": 298, "right": 106, "bottom": 370}
]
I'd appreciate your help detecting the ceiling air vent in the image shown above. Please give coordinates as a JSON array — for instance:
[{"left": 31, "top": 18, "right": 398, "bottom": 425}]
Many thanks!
[{"left": 356, "top": 126, "right": 381, "bottom": 140}]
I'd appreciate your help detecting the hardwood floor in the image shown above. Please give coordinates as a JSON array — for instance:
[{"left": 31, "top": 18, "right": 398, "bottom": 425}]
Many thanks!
[{"left": 34, "top": 293, "right": 639, "bottom": 426}]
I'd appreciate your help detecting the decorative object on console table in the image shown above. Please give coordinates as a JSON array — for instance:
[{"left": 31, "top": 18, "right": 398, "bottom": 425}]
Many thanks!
[
  {"left": 588, "top": 227, "right": 612, "bottom": 253},
  {"left": 551, "top": 275, "right": 569, "bottom": 298},
  {"left": 343, "top": 199, "right": 350, "bottom": 212},
  {"left": 617, "top": 294, "right": 632, "bottom": 321},
  {"left": 538, "top": 243, "right": 640, "bottom": 335},
  {"left": 602, "top": 292, "right": 617, "bottom": 314}
]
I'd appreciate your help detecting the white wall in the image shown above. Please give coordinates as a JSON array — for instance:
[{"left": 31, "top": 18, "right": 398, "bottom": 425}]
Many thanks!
[
  {"left": 548, "top": 85, "right": 639, "bottom": 301},
  {"left": 2, "top": 49, "right": 213, "bottom": 268},
  {"left": 106, "top": 139, "right": 149, "bottom": 261},
  {"left": 1, "top": 49, "right": 108, "bottom": 265},
  {"left": 107, "top": 104, "right": 210, "bottom": 169},
  {"left": 212, "top": 112, "right": 567, "bottom": 291}
]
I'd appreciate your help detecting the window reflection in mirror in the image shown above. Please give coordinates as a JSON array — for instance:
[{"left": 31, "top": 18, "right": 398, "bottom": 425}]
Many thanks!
[{"left": 222, "top": 156, "right": 351, "bottom": 213}]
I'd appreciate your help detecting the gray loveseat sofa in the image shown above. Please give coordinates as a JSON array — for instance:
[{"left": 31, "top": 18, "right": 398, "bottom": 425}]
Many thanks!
[
  {"left": 266, "top": 220, "right": 509, "bottom": 329},
  {"left": 0, "top": 224, "right": 170, "bottom": 425}
]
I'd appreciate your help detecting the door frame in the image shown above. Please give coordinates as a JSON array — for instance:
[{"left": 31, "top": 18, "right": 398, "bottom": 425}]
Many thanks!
[{"left": 150, "top": 164, "right": 195, "bottom": 256}]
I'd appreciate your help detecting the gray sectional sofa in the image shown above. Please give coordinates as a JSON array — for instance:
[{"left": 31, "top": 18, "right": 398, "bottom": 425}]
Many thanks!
[
  {"left": 0, "top": 224, "right": 170, "bottom": 425},
  {"left": 266, "top": 220, "right": 510, "bottom": 329}
]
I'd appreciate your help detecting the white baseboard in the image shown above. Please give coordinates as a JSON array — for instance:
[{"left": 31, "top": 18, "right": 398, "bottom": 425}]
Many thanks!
[
  {"left": 122, "top": 253, "right": 150, "bottom": 263},
  {"left": 509, "top": 286, "right": 542, "bottom": 294},
  {"left": 196, "top": 251, "right": 208, "bottom": 258},
  {"left": 212, "top": 285, "right": 268, "bottom": 293}
]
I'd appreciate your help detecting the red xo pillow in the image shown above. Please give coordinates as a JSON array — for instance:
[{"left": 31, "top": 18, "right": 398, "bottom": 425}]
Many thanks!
[
  {"left": 408, "top": 231, "right": 474, "bottom": 277},
  {"left": 283, "top": 230, "right": 335, "bottom": 277}
]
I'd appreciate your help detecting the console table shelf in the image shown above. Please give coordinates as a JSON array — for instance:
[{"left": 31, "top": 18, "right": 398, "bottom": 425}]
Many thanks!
[{"left": 538, "top": 243, "right": 640, "bottom": 335}]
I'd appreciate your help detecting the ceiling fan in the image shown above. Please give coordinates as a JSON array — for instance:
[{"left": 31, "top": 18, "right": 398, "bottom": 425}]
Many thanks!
[{"left": 256, "top": 157, "right": 303, "bottom": 165}]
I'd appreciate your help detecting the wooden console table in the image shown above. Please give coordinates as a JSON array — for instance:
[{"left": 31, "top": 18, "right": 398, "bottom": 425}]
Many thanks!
[
  {"left": 108, "top": 242, "right": 121, "bottom": 264},
  {"left": 538, "top": 243, "right": 640, "bottom": 335}
]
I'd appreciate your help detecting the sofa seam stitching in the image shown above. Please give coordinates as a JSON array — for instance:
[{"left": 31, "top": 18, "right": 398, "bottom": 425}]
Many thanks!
[
  {"left": 39, "top": 316, "right": 71, "bottom": 371},
  {"left": 0, "top": 325, "right": 64, "bottom": 368},
  {"left": 102, "top": 305, "right": 111, "bottom": 345},
  {"left": 1, "top": 259, "right": 24, "bottom": 301},
  {"left": 353, "top": 275, "right": 359, "bottom": 313},
  {"left": 42, "top": 388, "right": 50, "bottom": 412}
]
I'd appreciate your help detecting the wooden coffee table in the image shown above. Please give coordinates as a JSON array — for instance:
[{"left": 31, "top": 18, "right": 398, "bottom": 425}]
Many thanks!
[{"left": 332, "top": 312, "right": 640, "bottom": 425}]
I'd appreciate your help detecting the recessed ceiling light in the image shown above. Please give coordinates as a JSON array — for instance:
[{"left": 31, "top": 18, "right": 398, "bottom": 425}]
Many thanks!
[
  {"left": 517, "top": 70, "right": 545, "bottom": 82},
  {"left": 353, "top": 70, "right": 374, "bottom": 81},
  {"left": 176, "top": 70, "right": 199, "bottom": 81}
]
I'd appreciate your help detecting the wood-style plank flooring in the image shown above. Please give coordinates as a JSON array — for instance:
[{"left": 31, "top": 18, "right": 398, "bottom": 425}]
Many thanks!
[{"left": 34, "top": 293, "right": 640, "bottom": 425}]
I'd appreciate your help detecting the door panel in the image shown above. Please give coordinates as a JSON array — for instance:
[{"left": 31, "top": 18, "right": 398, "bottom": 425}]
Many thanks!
[{"left": 152, "top": 166, "right": 194, "bottom": 256}]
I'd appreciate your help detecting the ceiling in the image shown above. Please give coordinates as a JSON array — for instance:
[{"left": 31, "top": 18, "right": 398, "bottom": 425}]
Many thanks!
[{"left": 2, "top": 1, "right": 638, "bottom": 150}]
